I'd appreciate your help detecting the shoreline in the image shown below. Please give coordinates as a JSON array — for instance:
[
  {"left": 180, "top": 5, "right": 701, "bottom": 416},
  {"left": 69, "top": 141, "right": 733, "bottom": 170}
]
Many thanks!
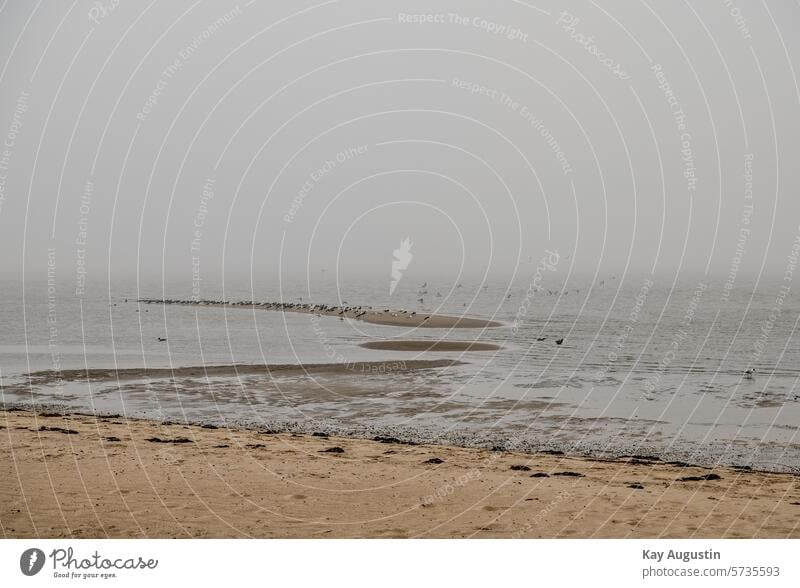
[
  {"left": 2, "top": 409, "right": 799, "bottom": 538},
  {"left": 3, "top": 401, "right": 797, "bottom": 475}
]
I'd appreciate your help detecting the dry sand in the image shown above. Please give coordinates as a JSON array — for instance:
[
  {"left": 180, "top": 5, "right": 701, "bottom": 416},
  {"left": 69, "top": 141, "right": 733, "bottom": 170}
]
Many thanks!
[
  {"left": 359, "top": 340, "right": 501, "bottom": 352},
  {"left": 2, "top": 410, "right": 799, "bottom": 538}
]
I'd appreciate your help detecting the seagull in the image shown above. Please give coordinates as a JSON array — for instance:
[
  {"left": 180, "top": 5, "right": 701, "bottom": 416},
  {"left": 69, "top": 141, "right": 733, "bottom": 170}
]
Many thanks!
[
  {"left": 156, "top": 337, "right": 167, "bottom": 342},
  {"left": 744, "top": 368, "right": 756, "bottom": 379},
  {"left": 555, "top": 338, "right": 564, "bottom": 345}
]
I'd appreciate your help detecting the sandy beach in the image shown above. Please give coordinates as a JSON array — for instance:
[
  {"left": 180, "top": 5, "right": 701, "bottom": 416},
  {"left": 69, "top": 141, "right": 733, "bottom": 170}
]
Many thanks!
[{"left": 2, "top": 409, "right": 798, "bottom": 539}]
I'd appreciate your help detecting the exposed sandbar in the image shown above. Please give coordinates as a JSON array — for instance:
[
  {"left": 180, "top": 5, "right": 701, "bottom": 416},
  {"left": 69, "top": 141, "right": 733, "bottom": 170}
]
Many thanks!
[
  {"left": 360, "top": 340, "right": 501, "bottom": 352},
  {"left": 137, "top": 299, "right": 503, "bottom": 329},
  {"left": 22, "top": 359, "right": 464, "bottom": 385}
]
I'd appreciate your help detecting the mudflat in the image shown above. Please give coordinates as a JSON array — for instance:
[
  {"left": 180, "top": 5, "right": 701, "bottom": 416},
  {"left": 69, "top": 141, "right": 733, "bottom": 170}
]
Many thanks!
[{"left": 20, "top": 359, "right": 465, "bottom": 386}]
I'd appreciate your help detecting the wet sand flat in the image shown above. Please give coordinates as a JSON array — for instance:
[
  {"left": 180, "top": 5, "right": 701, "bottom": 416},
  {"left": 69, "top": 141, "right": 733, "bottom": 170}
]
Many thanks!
[
  {"left": 21, "top": 359, "right": 464, "bottom": 386},
  {"left": 2, "top": 410, "right": 799, "bottom": 538},
  {"left": 360, "top": 340, "right": 501, "bottom": 352}
]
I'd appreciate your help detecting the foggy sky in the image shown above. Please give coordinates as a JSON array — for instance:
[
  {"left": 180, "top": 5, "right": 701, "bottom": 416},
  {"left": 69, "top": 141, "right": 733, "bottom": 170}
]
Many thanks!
[{"left": 1, "top": 0, "right": 799, "bottom": 293}]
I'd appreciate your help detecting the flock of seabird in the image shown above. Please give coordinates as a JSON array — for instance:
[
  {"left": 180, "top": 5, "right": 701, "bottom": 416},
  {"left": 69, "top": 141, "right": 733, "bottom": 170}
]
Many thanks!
[
  {"left": 139, "top": 297, "right": 758, "bottom": 379},
  {"left": 138, "top": 299, "right": 433, "bottom": 322}
]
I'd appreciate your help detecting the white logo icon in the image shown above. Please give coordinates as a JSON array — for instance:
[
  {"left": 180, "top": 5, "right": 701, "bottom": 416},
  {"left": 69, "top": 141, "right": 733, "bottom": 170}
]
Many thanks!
[{"left": 389, "top": 237, "right": 413, "bottom": 295}]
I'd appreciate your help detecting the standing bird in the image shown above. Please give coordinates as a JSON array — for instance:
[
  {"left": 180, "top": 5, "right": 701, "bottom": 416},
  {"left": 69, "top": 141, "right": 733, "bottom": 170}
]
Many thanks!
[
  {"left": 744, "top": 368, "right": 756, "bottom": 379},
  {"left": 555, "top": 338, "right": 564, "bottom": 345}
]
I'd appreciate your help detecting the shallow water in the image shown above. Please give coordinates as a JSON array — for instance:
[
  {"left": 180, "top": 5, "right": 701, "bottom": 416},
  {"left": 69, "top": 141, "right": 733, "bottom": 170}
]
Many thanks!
[{"left": 2, "top": 274, "right": 800, "bottom": 471}]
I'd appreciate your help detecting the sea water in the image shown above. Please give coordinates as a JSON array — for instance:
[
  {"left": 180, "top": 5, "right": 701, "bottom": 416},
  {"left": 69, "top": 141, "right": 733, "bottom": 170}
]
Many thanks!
[{"left": 2, "top": 273, "right": 799, "bottom": 472}]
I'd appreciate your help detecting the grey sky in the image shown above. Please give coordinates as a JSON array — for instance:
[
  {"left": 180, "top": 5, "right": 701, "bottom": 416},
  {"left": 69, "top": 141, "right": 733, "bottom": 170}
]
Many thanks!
[{"left": 1, "top": 0, "right": 799, "bottom": 291}]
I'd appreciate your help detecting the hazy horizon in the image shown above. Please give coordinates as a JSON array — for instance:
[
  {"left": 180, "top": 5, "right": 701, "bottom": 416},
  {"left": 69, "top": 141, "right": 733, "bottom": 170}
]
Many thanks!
[{"left": 1, "top": 1, "right": 799, "bottom": 292}]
